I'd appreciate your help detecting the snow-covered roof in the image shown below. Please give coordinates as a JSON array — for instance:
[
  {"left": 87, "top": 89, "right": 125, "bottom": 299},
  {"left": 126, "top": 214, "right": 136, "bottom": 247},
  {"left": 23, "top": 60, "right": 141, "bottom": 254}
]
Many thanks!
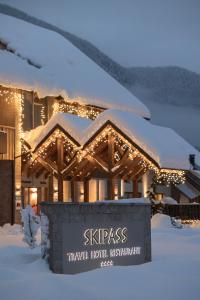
[
  {"left": 0, "top": 14, "right": 150, "bottom": 119},
  {"left": 177, "top": 183, "right": 200, "bottom": 199},
  {"left": 25, "top": 111, "right": 200, "bottom": 171},
  {"left": 25, "top": 113, "right": 91, "bottom": 149},
  {"left": 83, "top": 110, "right": 200, "bottom": 170}
]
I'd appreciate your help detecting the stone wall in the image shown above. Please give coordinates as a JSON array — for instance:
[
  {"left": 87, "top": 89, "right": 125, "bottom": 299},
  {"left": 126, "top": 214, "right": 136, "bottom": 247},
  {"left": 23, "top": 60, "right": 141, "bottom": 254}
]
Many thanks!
[{"left": 41, "top": 201, "right": 151, "bottom": 274}]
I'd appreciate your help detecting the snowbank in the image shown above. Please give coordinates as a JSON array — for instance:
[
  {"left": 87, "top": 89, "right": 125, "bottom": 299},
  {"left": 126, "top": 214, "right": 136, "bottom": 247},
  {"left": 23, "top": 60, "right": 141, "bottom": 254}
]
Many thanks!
[
  {"left": 151, "top": 213, "right": 173, "bottom": 229},
  {"left": 1, "top": 220, "right": 200, "bottom": 300},
  {"left": 162, "top": 197, "right": 177, "bottom": 205},
  {"left": 101, "top": 198, "right": 150, "bottom": 204},
  {"left": 0, "top": 223, "right": 22, "bottom": 236}
]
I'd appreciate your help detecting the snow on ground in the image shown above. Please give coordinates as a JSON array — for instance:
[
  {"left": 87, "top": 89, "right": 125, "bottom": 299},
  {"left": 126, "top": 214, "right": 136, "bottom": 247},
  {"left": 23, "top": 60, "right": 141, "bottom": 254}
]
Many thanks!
[{"left": 0, "top": 216, "right": 200, "bottom": 300}]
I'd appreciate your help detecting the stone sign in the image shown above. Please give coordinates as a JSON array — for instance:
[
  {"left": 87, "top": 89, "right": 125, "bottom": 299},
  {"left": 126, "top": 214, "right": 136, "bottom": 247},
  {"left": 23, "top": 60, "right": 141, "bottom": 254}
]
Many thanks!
[{"left": 40, "top": 201, "right": 151, "bottom": 274}]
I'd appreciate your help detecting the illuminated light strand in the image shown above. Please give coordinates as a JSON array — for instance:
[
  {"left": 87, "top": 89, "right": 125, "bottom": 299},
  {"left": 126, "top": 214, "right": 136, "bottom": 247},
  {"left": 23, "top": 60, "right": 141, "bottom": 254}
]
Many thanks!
[
  {"left": 0, "top": 88, "right": 24, "bottom": 144},
  {"left": 76, "top": 125, "right": 185, "bottom": 185},
  {"left": 28, "top": 129, "right": 79, "bottom": 167},
  {"left": 40, "top": 104, "right": 46, "bottom": 124},
  {"left": 23, "top": 122, "right": 185, "bottom": 185},
  {"left": 53, "top": 100, "right": 102, "bottom": 120}
]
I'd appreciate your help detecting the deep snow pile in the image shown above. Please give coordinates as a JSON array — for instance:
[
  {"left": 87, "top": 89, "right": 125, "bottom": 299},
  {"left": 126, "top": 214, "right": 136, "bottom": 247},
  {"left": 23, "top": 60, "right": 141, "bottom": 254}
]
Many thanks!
[
  {"left": 0, "top": 215, "right": 200, "bottom": 300},
  {"left": 0, "top": 13, "right": 149, "bottom": 119}
]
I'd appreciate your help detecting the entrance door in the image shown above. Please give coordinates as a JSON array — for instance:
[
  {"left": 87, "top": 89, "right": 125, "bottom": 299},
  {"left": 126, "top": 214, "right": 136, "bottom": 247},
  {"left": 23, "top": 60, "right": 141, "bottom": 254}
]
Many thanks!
[{"left": 24, "top": 187, "right": 38, "bottom": 207}]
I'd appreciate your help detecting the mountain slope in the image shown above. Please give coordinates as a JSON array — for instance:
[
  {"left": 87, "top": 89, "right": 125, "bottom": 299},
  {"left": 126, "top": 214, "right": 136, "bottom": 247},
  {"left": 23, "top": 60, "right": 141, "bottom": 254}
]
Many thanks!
[
  {"left": 127, "top": 66, "right": 200, "bottom": 108},
  {"left": 1, "top": 0, "right": 200, "bottom": 73}
]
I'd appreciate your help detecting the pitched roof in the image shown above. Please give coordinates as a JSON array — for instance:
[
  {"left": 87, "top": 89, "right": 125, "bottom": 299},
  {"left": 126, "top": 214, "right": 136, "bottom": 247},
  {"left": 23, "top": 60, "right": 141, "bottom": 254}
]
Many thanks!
[
  {"left": 0, "top": 13, "right": 150, "bottom": 119},
  {"left": 25, "top": 111, "right": 200, "bottom": 170}
]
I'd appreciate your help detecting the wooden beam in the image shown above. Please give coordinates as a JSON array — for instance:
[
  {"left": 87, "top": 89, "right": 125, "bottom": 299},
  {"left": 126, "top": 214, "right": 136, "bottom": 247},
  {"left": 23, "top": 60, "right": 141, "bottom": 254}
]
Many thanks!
[
  {"left": 45, "top": 157, "right": 58, "bottom": 172},
  {"left": 44, "top": 172, "right": 50, "bottom": 179},
  {"left": 62, "top": 158, "right": 78, "bottom": 178},
  {"left": 88, "top": 155, "right": 109, "bottom": 173},
  {"left": 93, "top": 155, "right": 109, "bottom": 170},
  {"left": 37, "top": 157, "right": 57, "bottom": 175},
  {"left": 22, "top": 159, "right": 31, "bottom": 174},
  {"left": 57, "top": 138, "right": 64, "bottom": 202},
  {"left": 108, "top": 134, "right": 115, "bottom": 171},
  {"left": 121, "top": 157, "right": 141, "bottom": 179},
  {"left": 27, "top": 162, "right": 42, "bottom": 178},
  {"left": 113, "top": 159, "right": 134, "bottom": 179},
  {"left": 78, "top": 161, "right": 94, "bottom": 180},
  {"left": 128, "top": 165, "right": 145, "bottom": 180},
  {"left": 131, "top": 168, "right": 146, "bottom": 180},
  {"left": 71, "top": 159, "right": 89, "bottom": 178},
  {"left": 35, "top": 167, "right": 45, "bottom": 178},
  {"left": 92, "top": 140, "right": 108, "bottom": 156},
  {"left": 57, "top": 137, "right": 64, "bottom": 172},
  {"left": 81, "top": 166, "right": 97, "bottom": 181}
]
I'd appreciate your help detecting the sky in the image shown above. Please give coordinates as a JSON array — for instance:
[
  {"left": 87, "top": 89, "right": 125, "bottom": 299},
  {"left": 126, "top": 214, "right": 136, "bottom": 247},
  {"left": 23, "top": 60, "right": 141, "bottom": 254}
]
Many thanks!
[{"left": 0, "top": 0, "right": 200, "bottom": 73}]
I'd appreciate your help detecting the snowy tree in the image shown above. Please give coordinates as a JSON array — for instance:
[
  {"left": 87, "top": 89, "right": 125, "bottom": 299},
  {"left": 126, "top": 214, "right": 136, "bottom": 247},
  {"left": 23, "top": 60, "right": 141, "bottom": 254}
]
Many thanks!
[
  {"left": 40, "top": 213, "right": 50, "bottom": 259},
  {"left": 21, "top": 205, "right": 40, "bottom": 248}
]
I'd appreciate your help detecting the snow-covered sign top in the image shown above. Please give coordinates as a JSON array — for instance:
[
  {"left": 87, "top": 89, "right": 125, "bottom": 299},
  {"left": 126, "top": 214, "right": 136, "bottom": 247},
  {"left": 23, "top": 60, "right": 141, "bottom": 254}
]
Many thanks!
[
  {"left": 25, "top": 111, "right": 200, "bottom": 171},
  {"left": 0, "top": 14, "right": 150, "bottom": 119}
]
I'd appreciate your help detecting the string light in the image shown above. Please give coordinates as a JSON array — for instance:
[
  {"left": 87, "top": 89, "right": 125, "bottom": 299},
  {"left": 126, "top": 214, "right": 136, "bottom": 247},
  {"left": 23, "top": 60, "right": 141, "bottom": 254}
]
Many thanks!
[
  {"left": 40, "top": 104, "right": 46, "bottom": 124},
  {"left": 53, "top": 99, "right": 103, "bottom": 120},
  {"left": 28, "top": 128, "right": 79, "bottom": 168},
  {"left": 3, "top": 87, "right": 183, "bottom": 185},
  {"left": 0, "top": 87, "right": 24, "bottom": 144},
  {"left": 27, "top": 123, "right": 184, "bottom": 185}
]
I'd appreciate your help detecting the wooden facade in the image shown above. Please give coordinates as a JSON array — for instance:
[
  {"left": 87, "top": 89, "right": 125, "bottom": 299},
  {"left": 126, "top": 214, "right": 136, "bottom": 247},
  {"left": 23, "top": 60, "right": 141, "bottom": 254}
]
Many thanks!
[
  {"left": 0, "top": 84, "right": 189, "bottom": 223},
  {"left": 21, "top": 120, "right": 149, "bottom": 205}
]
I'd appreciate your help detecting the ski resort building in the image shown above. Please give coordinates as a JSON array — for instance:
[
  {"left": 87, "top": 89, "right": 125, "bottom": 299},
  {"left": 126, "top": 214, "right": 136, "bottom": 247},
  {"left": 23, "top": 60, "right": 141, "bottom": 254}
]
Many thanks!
[{"left": 0, "top": 14, "right": 200, "bottom": 225}]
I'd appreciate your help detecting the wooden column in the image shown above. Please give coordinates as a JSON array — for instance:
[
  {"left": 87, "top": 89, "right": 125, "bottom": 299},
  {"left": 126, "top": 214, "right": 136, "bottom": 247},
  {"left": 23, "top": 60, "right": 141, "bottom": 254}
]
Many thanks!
[
  {"left": 58, "top": 174, "right": 63, "bottom": 202},
  {"left": 48, "top": 175, "right": 54, "bottom": 202},
  {"left": 108, "top": 134, "right": 114, "bottom": 171},
  {"left": 107, "top": 177, "right": 115, "bottom": 200},
  {"left": 84, "top": 180, "right": 89, "bottom": 202},
  {"left": 57, "top": 138, "right": 64, "bottom": 202},
  {"left": 21, "top": 186, "right": 25, "bottom": 209},
  {"left": 132, "top": 178, "right": 138, "bottom": 198},
  {"left": 37, "top": 187, "right": 42, "bottom": 214},
  {"left": 107, "top": 134, "right": 115, "bottom": 200},
  {"left": 71, "top": 180, "right": 75, "bottom": 202}
]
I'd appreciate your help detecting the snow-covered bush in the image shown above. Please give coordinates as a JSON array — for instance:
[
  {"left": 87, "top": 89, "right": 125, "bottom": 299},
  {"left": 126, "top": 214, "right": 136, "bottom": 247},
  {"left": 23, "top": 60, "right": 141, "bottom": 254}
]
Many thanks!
[
  {"left": 21, "top": 205, "right": 40, "bottom": 248},
  {"left": 40, "top": 213, "right": 49, "bottom": 259}
]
